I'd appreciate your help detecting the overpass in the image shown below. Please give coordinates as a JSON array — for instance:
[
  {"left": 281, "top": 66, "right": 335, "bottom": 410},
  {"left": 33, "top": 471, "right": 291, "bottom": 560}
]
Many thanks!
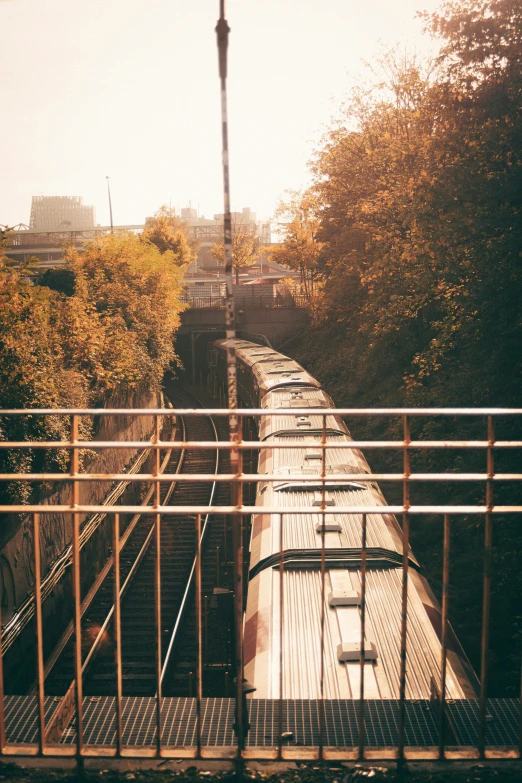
[{"left": 179, "top": 293, "right": 308, "bottom": 382}]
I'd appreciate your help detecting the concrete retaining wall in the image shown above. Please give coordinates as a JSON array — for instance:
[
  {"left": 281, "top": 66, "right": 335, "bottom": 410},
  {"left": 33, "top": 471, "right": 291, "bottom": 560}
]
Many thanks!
[{"left": 0, "top": 387, "right": 163, "bottom": 691}]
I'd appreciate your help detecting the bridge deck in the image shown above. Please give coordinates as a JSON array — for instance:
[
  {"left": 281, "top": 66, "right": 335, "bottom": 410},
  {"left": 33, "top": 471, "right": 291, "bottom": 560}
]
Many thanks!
[{"left": 4, "top": 697, "right": 519, "bottom": 755}]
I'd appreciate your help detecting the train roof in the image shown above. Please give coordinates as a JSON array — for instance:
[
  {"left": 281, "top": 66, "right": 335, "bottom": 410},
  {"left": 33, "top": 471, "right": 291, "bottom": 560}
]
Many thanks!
[
  {"left": 213, "top": 338, "right": 262, "bottom": 352},
  {"left": 238, "top": 349, "right": 288, "bottom": 368},
  {"left": 258, "top": 389, "right": 349, "bottom": 440},
  {"left": 261, "top": 387, "right": 335, "bottom": 408},
  {"left": 245, "top": 565, "right": 470, "bottom": 700},
  {"left": 252, "top": 361, "right": 320, "bottom": 394},
  {"left": 257, "top": 432, "right": 369, "bottom": 476},
  {"left": 251, "top": 483, "right": 406, "bottom": 563}
]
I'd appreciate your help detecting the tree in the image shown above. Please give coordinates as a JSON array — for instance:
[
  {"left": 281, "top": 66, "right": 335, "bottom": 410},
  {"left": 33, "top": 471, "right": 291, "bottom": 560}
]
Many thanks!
[
  {"left": 0, "top": 273, "right": 91, "bottom": 504},
  {"left": 64, "top": 232, "right": 186, "bottom": 395},
  {"left": 422, "top": 0, "right": 522, "bottom": 83},
  {"left": 142, "top": 205, "right": 196, "bottom": 266},
  {"left": 210, "top": 221, "right": 261, "bottom": 284},
  {"left": 269, "top": 190, "right": 324, "bottom": 307},
  {"left": 0, "top": 229, "right": 188, "bottom": 504},
  {"left": 38, "top": 268, "right": 76, "bottom": 296},
  {"left": 285, "top": 3, "right": 522, "bottom": 695}
]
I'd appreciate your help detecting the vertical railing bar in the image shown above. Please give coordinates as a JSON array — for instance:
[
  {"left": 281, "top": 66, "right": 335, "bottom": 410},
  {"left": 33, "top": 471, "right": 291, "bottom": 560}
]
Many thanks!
[
  {"left": 318, "top": 413, "right": 327, "bottom": 759},
  {"left": 358, "top": 513, "right": 367, "bottom": 760},
  {"left": 196, "top": 514, "right": 203, "bottom": 758},
  {"left": 478, "top": 415, "right": 494, "bottom": 758},
  {"left": 113, "top": 512, "right": 123, "bottom": 757},
  {"left": 278, "top": 513, "right": 284, "bottom": 760},
  {"left": 439, "top": 513, "right": 450, "bottom": 760},
  {"left": 71, "top": 414, "right": 83, "bottom": 760},
  {"left": 204, "top": 596, "right": 209, "bottom": 666},
  {"left": 33, "top": 513, "right": 46, "bottom": 755},
  {"left": 234, "top": 414, "right": 245, "bottom": 752},
  {"left": 0, "top": 569, "right": 4, "bottom": 756},
  {"left": 398, "top": 414, "right": 410, "bottom": 761},
  {"left": 519, "top": 653, "right": 522, "bottom": 758},
  {"left": 0, "top": 524, "right": 5, "bottom": 757},
  {"left": 154, "top": 414, "right": 162, "bottom": 756}
]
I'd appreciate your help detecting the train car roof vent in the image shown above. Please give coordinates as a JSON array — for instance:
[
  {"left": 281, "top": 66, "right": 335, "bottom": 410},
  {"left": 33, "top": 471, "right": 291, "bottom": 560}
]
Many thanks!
[
  {"left": 297, "top": 416, "right": 312, "bottom": 428},
  {"left": 312, "top": 492, "right": 335, "bottom": 506},
  {"left": 316, "top": 519, "right": 342, "bottom": 533},
  {"left": 290, "top": 399, "right": 323, "bottom": 408},
  {"left": 328, "top": 589, "right": 361, "bottom": 606},
  {"left": 337, "top": 641, "right": 378, "bottom": 662},
  {"left": 304, "top": 451, "right": 322, "bottom": 461}
]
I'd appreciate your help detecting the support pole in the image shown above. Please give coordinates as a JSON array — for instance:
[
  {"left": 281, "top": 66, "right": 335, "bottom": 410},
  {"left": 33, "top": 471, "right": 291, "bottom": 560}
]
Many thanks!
[{"left": 215, "top": 0, "right": 245, "bottom": 757}]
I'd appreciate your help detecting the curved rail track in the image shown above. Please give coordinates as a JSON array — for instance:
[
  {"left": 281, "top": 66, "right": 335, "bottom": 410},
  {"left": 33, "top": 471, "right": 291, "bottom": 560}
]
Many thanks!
[{"left": 24, "top": 384, "right": 236, "bottom": 726}]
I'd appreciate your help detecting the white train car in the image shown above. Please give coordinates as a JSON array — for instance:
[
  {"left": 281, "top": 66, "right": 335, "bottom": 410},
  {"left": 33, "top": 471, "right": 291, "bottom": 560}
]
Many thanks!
[
  {"left": 210, "top": 339, "right": 478, "bottom": 701},
  {"left": 212, "top": 339, "right": 320, "bottom": 407}
]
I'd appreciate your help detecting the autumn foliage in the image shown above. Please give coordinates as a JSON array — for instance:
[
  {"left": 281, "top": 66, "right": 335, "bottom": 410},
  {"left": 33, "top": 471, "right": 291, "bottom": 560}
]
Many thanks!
[
  {"left": 0, "top": 219, "right": 189, "bottom": 502},
  {"left": 280, "top": 0, "right": 522, "bottom": 696},
  {"left": 280, "top": 0, "right": 522, "bottom": 408}
]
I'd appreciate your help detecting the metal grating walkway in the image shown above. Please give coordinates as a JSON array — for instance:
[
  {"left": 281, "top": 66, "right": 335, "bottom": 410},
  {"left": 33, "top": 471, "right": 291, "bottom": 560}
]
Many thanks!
[
  {"left": 448, "top": 698, "right": 520, "bottom": 747},
  {"left": 4, "top": 696, "right": 60, "bottom": 745},
  {"left": 3, "top": 697, "right": 520, "bottom": 749}
]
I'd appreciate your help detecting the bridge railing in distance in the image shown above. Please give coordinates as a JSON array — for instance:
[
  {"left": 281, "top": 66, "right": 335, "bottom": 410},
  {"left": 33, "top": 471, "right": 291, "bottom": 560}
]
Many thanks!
[
  {"left": 180, "top": 292, "right": 308, "bottom": 309},
  {"left": 0, "top": 404, "right": 520, "bottom": 763}
]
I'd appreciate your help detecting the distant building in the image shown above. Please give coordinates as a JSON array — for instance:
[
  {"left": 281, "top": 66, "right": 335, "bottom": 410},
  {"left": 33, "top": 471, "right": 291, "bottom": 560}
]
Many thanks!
[
  {"left": 30, "top": 196, "right": 96, "bottom": 231},
  {"left": 6, "top": 200, "right": 273, "bottom": 277},
  {"left": 180, "top": 206, "right": 271, "bottom": 273},
  {"left": 145, "top": 206, "right": 271, "bottom": 273},
  {"left": 180, "top": 207, "right": 198, "bottom": 220}
]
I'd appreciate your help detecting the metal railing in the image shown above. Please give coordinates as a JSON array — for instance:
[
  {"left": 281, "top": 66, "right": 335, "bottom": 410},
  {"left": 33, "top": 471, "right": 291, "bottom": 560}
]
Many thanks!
[
  {"left": 0, "top": 406, "right": 520, "bottom": 763},
  {"left": 180, "top": 293, "right": 308, "bottom": 309}
]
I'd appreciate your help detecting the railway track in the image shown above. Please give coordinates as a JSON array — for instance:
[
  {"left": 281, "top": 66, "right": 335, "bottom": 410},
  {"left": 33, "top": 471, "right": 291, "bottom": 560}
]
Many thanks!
[
  {"left": 35, "top": 384, "right": 232, "bottom": 715},
  {"left": 161, "top": 404, "right": 234, "bottom": 698}
]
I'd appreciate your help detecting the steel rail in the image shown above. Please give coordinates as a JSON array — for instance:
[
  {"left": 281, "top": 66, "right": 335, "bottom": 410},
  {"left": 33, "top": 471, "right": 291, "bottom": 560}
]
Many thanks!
[
  {"left": 28, "top": 443, "right": 176, "bottom": 686},
  {"left": 158, "top": 400, "right": 220, "bottom": 688},
  {"left": 1, "top": 440, "right": 157, "bottom": 655},
  {"left": 35, "top": 447, "right": 175, "bottom": 684},
  {"left": 40, "top": 389, "right": 220, "bottom": 751},
  {"left": 42, "top": 415, "right": 185, "bottom": 745}
]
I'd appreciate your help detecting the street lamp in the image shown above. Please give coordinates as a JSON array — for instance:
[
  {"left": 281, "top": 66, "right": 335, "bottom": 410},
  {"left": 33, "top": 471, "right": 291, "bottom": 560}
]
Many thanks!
[{"left": 106, "top": 176, "right": 113, "bottom": 233}]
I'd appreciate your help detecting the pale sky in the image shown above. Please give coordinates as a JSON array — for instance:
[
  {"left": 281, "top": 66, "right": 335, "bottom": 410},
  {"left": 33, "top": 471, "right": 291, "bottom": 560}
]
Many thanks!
[{"left": 0, "top": 0, "right": 442, "bottom": 228}]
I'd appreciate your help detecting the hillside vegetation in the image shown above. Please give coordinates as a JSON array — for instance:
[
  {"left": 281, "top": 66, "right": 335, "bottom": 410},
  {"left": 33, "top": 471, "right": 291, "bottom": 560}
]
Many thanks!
[
  {"left": 276, "top": 0, "right": 522, "bottom": 695},
  {"left": 0, "top": 211, "right": 192, "bottom": 504}
]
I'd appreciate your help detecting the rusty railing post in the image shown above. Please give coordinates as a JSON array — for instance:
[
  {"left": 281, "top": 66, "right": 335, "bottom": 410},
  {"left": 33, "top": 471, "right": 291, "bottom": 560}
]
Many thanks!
[
  {"left": 439, "top": 513, "right": 450, "bottom": 759},
  {"left": 154, "top": 414, "right": 162, "bottom": 756},
  {"left": 318, "top": 413, "right": 327, "bottom": 758},
  {"left": 33, "top": 513, "right": 46, "bottom": 755},
  {"left": 398, "top": 414, "right": 411, "bottom": 761},
  {"left": 358, "top": 513, "right": 367, "bottom": 760},
  {"left": 478, "top": 416, "right": 494, "bottom": 757},
  {"left": 113, "top": 513, "right": 123, "bottom": 756}
]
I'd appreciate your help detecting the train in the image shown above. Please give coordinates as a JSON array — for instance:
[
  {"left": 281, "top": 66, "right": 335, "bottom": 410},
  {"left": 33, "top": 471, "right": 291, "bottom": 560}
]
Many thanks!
[{"left": 210, "top": 338, "right": 478, "bottom": 700}]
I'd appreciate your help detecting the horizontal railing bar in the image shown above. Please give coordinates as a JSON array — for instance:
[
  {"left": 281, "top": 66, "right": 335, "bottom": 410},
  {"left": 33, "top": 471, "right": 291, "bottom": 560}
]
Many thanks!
[
  {"left": 1, "top": 504, "right": 521, "bottom": 514},
  {"left": 2, "top": 471, "right": 522, "bottom": 482},
  {"left": 1, "top": 440, "right": 522, "bottom": 450},
  {"left": 2, "top": 407, "right": 522, "bottom": 416}
]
